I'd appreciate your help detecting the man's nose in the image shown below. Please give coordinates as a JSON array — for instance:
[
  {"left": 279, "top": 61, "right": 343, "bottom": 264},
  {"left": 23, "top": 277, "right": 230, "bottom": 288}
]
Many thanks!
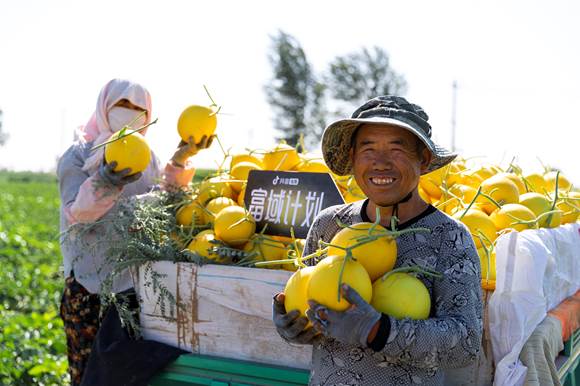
[{"left": 372, "top": 151, "right": 394, "bottom": 170}]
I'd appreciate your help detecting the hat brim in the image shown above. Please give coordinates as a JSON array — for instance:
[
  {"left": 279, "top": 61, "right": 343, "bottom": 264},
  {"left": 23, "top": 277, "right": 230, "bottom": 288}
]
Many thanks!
[{"left": 321, "top": 117, "right": 457, "bottom": 176}]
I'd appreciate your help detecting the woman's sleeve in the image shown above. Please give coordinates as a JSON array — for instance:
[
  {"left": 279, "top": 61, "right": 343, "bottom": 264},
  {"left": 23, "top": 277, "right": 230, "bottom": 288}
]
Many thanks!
[
  {"left": 57, "top": 145, "right": 122, "bottom": 224},
  {"left": 161, "top": 161, "right": 196, "bottom": 190}
]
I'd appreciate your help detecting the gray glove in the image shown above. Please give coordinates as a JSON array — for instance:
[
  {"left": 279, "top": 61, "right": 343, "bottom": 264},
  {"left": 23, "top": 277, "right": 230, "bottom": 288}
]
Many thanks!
[
  {"left": 306, "top": 284, "right": 381, "bottom": 347},
  {"left": 171, "top": 135, "right": 215, "bottom": 167},
  {"left": 99, "top": 161, "right": 142, "bottom": 187},
  {"left": 273, "top": 293, "right": 318, "bottom": 345}
]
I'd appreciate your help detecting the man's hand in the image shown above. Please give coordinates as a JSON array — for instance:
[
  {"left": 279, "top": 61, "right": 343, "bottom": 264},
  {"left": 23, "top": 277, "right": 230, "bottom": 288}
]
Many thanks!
[
  {"left": 171, "top": 135, "right": 215, "bottom": 167},
  {"left": 273, "top": 293, "right": 318, "bottom": 345},
  {"left": 306, "top": 284, "right": 381, "bottom": 347},
  {"left": 98, "top": 161, "right": 142, "bottom": 187}
]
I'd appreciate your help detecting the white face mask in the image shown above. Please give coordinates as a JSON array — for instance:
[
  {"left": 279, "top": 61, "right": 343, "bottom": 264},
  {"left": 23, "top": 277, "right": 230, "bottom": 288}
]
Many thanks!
[{"left": 108, "top": 106, "right": 147, "bottom": 133}]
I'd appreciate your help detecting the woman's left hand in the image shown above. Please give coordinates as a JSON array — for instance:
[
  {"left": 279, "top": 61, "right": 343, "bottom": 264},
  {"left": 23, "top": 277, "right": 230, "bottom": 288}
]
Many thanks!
[{"left": 171, "top": 135, "right": 215, "bottom": 167}]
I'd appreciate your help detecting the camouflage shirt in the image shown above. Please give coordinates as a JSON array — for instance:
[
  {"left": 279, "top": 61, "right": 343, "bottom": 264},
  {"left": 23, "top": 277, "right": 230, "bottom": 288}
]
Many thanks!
[{"left": 303, "top": 200, "right": 483, "bottom": 386}]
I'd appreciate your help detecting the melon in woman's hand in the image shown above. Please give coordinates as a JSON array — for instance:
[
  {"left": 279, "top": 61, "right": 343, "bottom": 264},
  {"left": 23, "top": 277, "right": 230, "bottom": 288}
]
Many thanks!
[
  {"left": 177, "top": 105, "right": 218, "bottom": 143},
  {"left": 104, "top": 131, "right": 151, "bottom": 175}
]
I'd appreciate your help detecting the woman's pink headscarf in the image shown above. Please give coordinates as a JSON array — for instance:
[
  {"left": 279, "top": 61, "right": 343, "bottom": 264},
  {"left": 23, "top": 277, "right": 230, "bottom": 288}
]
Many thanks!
[{"left": 79, "top": 79, "right": 153, "bottom": 174}]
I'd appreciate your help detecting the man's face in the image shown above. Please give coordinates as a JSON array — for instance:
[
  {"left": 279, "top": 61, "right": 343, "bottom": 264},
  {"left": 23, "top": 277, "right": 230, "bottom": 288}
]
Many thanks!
[{"left": 350, "top": 123, "right": 431, "bottom": 206}]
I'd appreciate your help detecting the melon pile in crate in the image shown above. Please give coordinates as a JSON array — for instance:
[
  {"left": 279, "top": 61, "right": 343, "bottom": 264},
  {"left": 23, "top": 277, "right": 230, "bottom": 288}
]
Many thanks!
[
  {"left": 171, "top": 137, "right": 388, "bottom": 271},
  {"left": 418, "top": 159, "right": 579, "bottom": 290},
  {"left": 174, "top": 137, "right": 579, "bottom": 288}
]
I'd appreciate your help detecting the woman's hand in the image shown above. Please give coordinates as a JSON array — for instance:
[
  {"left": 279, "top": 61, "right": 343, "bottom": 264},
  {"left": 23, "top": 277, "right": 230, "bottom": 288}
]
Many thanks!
[
  {"left": 170, "top": 135, "right": 215, "bottom": 167},
  {"left": 98, "top": 161, "right": 142, "bottom": 187}
]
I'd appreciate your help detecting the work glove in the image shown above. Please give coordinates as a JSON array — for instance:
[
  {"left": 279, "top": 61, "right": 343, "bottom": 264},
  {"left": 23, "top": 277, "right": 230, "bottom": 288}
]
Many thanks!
[
  {"left": 306, "top": 284, "right": 381, "bottom": 347},
  {"left": 272, "top": 293, "right": 318, "bottom": 345},
  {"left": 171, "top": 135, "right": 215, "bottom": 167},
  {"left": 98, "top": 161, "right": 142, "bottom": 187}
]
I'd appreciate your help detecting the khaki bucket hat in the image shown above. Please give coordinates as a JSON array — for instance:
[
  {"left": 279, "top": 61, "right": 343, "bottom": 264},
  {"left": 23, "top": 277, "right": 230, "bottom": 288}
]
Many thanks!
[{"left": 322, "top": 95, "right": 457, "bottom": 176}]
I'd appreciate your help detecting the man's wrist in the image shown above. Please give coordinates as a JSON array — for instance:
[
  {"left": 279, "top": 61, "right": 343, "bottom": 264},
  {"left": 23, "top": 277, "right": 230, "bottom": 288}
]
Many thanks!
[
  {"left": 368, "top": 314, "right": 391, "bottom": 351},
  {"left": 367, "top": 320, "right": 381, "bottom": 344}
]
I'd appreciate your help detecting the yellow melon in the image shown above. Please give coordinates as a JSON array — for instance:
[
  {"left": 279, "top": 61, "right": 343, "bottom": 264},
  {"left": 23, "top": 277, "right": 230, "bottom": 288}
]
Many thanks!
[{"left": 104, "top": 131, "right": 151, "bottom": 175}]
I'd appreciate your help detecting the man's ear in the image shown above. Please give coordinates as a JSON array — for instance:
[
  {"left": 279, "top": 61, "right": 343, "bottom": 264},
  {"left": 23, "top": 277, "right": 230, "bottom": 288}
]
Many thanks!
[
  {"left": 349, "top": 146, "right": 355, "bottom": 166},
  {"left": 420, "top": 148, "right": 432, "bottom": 173}
]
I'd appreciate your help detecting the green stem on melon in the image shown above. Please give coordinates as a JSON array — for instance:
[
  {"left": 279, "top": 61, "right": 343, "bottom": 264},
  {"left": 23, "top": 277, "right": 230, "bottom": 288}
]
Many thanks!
[
  {"left": 203, "top": 85, "right": 217, "bottom": 106},
  {"left": 390, "top": 214, "right": 398, "bottom": 232},
  {"left": 505, "top": 156, "right": 516, "bottom": 174},
  {"left": 253, "top": 246, "right": 328, "bottom": 267},
  {"left": 225, "top": 213, "right": 254, "bottom": 231},
  {"left": 257, "top": 239, "right": 290, "bottom": 250},
  {"left": 521, "top": 175, "right": 533, "bottom": 193},
  {"left": 378, "top": 265, "right": 443, "bottom": 282},
  {"left": 214, "top": 135, "right": 228, "bottom": 158},
  {"left": 459, "top": 186, "right": 483, "bottom": 220},
  {"left": 505, "top": 213, "right": 535, "bottom": 226},
  {"left": 352, "top": 226, "right": 432, "bottom": 242},
  {"left": 334, "top": 218, "right": 355, "bottom": 230},
  {"left": 369, "top": 207, "right": 381, "bottom": 234},
  {"left": 439, "top": 164, "right": 453, "bottom": 203},
  {"left": 126, "top": 110, "right": 148, "bottom": 128},
  {"left": 536, "top": 157, "right": 550, "bottom": 175},
  {"left": 288, "top": 227, "right": 306, "bottom": 268},
  {"left": 504, "top": 212, "right": 540, "bottom": 227},
  {"left": 435, "top": 197, "right": 458, "bottom": 210},
  {"left": 322, "top": 227, "right": 430, "bottom": 254},
  {"left": 534, "top": 209, "right": 563, "bottom": 226},
  {"left": 440, "top": 186, "right": 473, "bottom": 212},
  {"left": 384, "top": 227, "right": 431, "bottom": 238},
  {"left": 564, "top": 198, "right": 580, "bottom": 212},
  {"left": 545, "top": 170, "right": 560, "bottom": 226},
  {"left": 479, "top": 192, "right": 503, "bottom": 210},
  {"left": 336, "top": 249, "right": 352, "bottom": 303},
  {"left": 253, "top": 258, "right": 296, "bottom": 266},
  {"left": 245, "top": 147, "right": 268, "bottom": 155},
  {"left": 475, "top": 230, "right": 494, "bottom": 282},
  {"left": 90, "top": 118, "right": 158, "bottom": 151},
  {"left": 476, "top": 229, "right": 494, "bottom": 251},
  {"left": 209, "top": 106, "right": 222, "bottom": 117},
  {"left": 319, "top": 240, "right": 347, "bottom": 250},
  {"left": 257, "top": 223, "right": 269, "bottom": 235}
]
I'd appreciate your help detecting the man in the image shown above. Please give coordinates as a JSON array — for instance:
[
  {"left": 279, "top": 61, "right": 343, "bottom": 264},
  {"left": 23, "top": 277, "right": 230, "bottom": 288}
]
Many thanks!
[{"left": 273, "top": 96, "right": 483, "bottom": 385}]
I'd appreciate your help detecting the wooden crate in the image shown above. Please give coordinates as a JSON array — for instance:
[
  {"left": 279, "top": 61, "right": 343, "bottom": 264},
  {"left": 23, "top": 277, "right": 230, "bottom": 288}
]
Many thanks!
[{"left": 134, "top": 261, "right": 312, "bottom": 370}]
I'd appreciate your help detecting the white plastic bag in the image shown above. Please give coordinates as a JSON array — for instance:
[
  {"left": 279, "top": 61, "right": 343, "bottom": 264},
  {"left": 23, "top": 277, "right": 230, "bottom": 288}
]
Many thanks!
[{"left": 489, "top": 223, "right": 580, "bottom": 386}]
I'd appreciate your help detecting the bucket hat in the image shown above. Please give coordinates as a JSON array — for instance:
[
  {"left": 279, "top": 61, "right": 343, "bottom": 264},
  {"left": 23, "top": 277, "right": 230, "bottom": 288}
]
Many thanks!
[{"left": 322, "top": 95, "right": 457, "bottom": 176}]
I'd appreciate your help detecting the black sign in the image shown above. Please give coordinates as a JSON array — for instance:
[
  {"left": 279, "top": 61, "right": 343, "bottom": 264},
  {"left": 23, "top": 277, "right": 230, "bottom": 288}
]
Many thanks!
[{"left": 244, "top": 170, "right": 345, "bottom": 238}]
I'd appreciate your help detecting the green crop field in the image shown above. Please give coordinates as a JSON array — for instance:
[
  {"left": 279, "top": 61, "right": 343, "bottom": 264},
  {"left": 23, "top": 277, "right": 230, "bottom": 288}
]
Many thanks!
[
  {"left": 0, "top": 169, "right": 215, "bottom": 385},
  {"left": 0, "top": 171, "right": 68, "bottom": 385}
]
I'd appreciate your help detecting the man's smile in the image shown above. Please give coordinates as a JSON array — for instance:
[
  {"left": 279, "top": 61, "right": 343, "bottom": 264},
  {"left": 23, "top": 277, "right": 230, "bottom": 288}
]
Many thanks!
[{"left": 369, "top": 176, "right": 396, "bottom": 186}]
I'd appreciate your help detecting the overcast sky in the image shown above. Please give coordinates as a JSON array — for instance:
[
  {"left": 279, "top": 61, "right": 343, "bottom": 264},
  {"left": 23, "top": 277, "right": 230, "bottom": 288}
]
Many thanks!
[{"left": 1, "top": 0, "right": 579, "bottom": 184}]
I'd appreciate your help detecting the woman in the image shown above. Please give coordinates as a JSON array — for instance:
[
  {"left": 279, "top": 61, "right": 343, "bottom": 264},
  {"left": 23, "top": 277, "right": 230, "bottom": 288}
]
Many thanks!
[{"left": 57, "top": 78, "right": 211, "bottom": 385}]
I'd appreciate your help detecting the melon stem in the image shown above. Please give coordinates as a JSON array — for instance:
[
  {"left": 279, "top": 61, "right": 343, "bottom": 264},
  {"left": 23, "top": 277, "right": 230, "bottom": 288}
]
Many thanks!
[
  {"left": 203, "top": 85, "right": 217, "bottom": 106},
  {"left": 90, "top": 118, "right": 158, "bottom": 151},
  {"left": 378, "top": 266, "right": 442, "bottom": 282},
  {"left": 215, "top": 135, "right": 228, "bottom": 158},
  {"left": 475, "top": 230, "right": 494, "bottom": 283},
  {"left": 545, "top": 170, "right": 560, "bottom": 226},
  {"left": 459, "top": 186, "right": 483, "bottom": 220}
]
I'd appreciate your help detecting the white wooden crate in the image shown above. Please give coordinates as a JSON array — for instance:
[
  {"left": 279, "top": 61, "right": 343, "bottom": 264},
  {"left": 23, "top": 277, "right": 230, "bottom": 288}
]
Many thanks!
[{"left": 134, "top": 261, "right": 312, "bottom": 369}]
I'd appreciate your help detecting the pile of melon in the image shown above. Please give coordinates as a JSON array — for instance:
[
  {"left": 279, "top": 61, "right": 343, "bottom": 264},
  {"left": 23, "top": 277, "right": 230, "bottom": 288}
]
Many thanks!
[{"left": 103, "top": 100, "right": 579, "bottom": 294}]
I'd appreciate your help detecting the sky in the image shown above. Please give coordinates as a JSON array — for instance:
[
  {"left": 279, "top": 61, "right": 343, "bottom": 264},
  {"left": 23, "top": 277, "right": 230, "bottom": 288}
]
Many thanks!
[{"left": 0, "top": 0, "right": 579, "bottom": 184}]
